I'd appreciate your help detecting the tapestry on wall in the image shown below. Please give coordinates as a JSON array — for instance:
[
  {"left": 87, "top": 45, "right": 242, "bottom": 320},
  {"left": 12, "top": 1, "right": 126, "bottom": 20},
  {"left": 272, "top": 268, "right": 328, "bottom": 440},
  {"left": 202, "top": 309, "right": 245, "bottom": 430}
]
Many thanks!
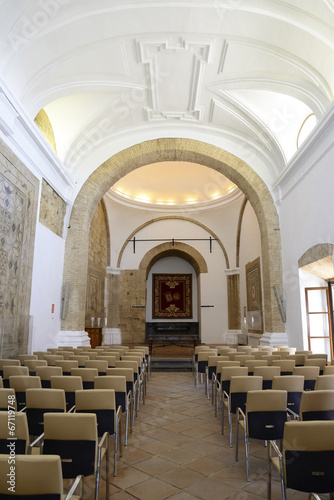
[
  {"left": 245, "top": 257, "right": 263, "bottom": 333},
  {"left": 153, "top": 274, "right": 192, "bottom": 319}
]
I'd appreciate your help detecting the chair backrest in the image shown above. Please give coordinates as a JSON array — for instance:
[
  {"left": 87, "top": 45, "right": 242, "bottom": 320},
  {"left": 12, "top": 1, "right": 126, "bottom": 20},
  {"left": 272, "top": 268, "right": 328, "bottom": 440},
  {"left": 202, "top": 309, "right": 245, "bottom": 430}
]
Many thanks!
[
  {"left": 56, "top": 350, "right": 75, "bottom": 360},
  {"left": 35, "top": 366, "right": 63, "bottom": 387},
  {"left": 43, "top": 354, "right": 64, "bottom": 365},
  {"left": 229, "top": 376, "right": 263, "bottom": 414},
  {"left": 0, "top": 411, "right": 29, "bottom": 454},
  {"left": 70, "top": 367, "right": 98, "bottom": 388},
  {"left": 43, "top": 412, "right": 98, "bottom": 478},
  {"left": 244, "top": 360, "right": 268, "bottom": 374},
  {"left": 50, "top": 375, "right": 83, "bottom": 392},
  {"left": 106, "top": 367, "right": 134, "bottom": 383},
  {"left": 246, "top": 389, "right": 288, "bottom": 440},
  {"left": 253, "top": 365, "right": 280, "bottom": 384},
  {"left": 261, "top": 355, "right": 281, "bottom": 365},
  {"left": 23, "top": 359, "right": 47, "bottom": 374},
  {"left": 25, "top": 388, "right": 66, "bottom": 436},
  {"left": 9, "top": 375, "right": 41, "bottom": 409},
  {"left": 293, "top": 365, "right": 320, "bottom": 390},
  {"left": 282, "top": 420, "right": 334, "bottom": 494},
  {"left": 217, "top": 347, "right": 237, "bottom": 356},
  {"left": 115, "top": 360, "right": 139, "bottom": 374},
  {"left": 103, "top": 351, "right": 121, "bottom": 360},
  {"left": 69, "top": 354, "right": 89, "bottom": 366},
  {"left": 0, "top": 359, "right": 20, "bottom": 370},
  {"left": 272, "top": 359, "right": 296, "bottom": 375},
  {"left": 94, "top": 375, "right": 126, "bottom": 392},
  {"left": 0, "top": 454, "right": 64, "bottom": 497},
  {"left": 272, "top": 375, "right": 304, "bottom": 413},
  {"left": 96, "top": 355, "right": 117, "bottom": 366},
  {"left": 54, "top": 359, "right": 79, "bottom": 373},
  {"left": 304, "top": 358, "right": 327, "bottom": 373},
  {"left": 286, "top": 354, "right": 306, "bottom": 366},
  {"left": 324, "top": 365, "right": 334, "bottom": 375},
  {"left": 18, "top": 354, "right": 38, "bottom": 363},
  {"left": 0, "top": 388, "right": 17, "bottom": 410},
  {"left": 84, "top": 359, "right": 108, "bottom": 374},
  {"left": 307, "top": 353, "right": 328, "bottom": 360},
  {"left": 314, "top": 375, "right": 334, "bottom": 390},
  {"left": 75, "top": 388, "right": 116, "bottom": 436},
  {"left": 299, "top": 389, "right": 334, "bottom": 420},
  {"left": 3, "top": 365, "right": 29, "bottom": 380},
  {"left": 233, "top": 355, "right": 255, "bottom": 366},
  {"left": 195, "top": 346, "right": 212, "bottom": 354}
]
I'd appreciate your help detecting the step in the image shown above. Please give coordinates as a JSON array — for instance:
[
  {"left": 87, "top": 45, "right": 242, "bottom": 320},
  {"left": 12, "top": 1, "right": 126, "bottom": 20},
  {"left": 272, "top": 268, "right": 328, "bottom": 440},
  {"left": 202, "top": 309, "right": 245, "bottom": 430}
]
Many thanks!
[{"left": 151, "top": 358, "right": 192, "bottom": 372}]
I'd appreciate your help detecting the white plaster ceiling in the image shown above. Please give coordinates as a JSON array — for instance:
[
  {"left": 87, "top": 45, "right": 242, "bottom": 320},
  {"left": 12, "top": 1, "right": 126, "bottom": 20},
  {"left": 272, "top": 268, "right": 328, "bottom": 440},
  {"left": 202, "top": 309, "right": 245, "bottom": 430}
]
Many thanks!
[{"left": 0, "top": 0, "right": 334, "bottom": 206}]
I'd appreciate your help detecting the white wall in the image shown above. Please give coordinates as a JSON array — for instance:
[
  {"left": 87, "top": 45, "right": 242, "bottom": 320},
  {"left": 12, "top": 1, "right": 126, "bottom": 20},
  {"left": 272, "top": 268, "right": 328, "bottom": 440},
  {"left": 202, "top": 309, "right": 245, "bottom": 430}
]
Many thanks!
[
  {"left": 279, "top": 125, "right": 334, "bottom": 349},
  {"left": 29, "top": 222, "right": 65, "bottom": 352}
]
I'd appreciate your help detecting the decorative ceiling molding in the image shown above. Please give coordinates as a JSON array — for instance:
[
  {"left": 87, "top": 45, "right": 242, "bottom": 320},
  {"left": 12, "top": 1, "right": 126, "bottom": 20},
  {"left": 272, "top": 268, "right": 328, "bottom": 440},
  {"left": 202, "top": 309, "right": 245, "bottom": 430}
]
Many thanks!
[{"left": 138, "top": 38, "right": 212, "bottom": 121}]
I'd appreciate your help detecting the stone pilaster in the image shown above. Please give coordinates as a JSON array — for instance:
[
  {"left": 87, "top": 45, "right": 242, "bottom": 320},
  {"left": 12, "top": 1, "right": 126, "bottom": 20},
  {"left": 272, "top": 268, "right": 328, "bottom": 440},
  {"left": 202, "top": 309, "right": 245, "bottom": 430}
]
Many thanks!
[{"left": 102, "top": 267, "right": 122, "bottom": 345}]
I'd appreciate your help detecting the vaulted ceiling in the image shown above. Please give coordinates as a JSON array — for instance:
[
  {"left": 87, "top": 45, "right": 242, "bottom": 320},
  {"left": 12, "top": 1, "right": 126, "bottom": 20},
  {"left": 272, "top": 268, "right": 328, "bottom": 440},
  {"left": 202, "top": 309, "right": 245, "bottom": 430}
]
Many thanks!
[{"left": 1, "top": 0, "right": 333, "bottom": 207}]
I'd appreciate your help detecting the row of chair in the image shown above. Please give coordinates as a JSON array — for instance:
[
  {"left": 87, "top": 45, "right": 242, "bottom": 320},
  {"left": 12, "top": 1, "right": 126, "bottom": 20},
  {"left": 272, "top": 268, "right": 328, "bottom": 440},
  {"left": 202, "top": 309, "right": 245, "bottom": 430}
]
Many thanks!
[{"left": 0, "top": 343, "right": 151, "bottom": 498}]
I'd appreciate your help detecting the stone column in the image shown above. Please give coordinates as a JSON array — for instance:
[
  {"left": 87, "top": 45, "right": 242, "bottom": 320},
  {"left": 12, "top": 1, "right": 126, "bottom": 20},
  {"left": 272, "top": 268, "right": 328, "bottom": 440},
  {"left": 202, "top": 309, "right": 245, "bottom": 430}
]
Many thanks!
[
  {"left": 102, "top": 267, "right": 122, "bottom": 345},
  {"left": 225, "top": 268, "right": 241, "bottom": 344}
]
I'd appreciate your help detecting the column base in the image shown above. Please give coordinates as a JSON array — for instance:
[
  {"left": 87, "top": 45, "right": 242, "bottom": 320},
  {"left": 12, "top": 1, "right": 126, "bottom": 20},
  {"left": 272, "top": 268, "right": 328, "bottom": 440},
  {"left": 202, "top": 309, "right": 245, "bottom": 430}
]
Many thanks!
[
  {"left": 102, "top": 328, "right": 122, "bottom": 345},
  {"left": 225, "top": 330, "right": 241, "bottom": 344},
  {"left": 259, "top": 331, "right": 289, "bottom": 347},
  {"left": 58, "top": 330, "right": 90, "bottom": 347}
]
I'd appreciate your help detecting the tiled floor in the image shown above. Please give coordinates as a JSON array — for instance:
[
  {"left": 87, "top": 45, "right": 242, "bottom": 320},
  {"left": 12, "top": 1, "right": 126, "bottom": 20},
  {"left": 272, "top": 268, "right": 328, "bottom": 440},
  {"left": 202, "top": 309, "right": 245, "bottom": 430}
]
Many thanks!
[{"left": 84, "top": 370, "right": 325, "bottom": 500}]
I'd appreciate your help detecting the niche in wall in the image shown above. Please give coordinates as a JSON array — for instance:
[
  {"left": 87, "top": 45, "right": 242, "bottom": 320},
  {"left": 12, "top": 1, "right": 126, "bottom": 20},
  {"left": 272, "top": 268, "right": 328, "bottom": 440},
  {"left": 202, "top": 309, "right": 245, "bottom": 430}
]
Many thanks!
[{"left": 146, "top": 256, "right": 198, "bottom": 322}]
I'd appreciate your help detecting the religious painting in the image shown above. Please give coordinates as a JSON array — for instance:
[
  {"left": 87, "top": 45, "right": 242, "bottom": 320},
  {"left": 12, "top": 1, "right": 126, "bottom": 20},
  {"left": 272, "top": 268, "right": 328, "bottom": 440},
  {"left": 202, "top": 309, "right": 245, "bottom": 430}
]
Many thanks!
[
  {"left": 246, "top": 257, "right": 263, "bottom": 333},
  {"left": 153, "top": 274, "right": 192, "bottom": 319}
]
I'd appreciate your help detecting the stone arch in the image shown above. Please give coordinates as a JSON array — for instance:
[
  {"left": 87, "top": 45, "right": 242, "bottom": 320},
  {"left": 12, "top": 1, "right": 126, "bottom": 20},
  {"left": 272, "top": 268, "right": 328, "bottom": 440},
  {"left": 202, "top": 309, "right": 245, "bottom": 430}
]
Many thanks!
[
  {"left": 139, "top": 242, "right": 208, "bottom": 278},
  {"left": 117, "top": 216, "right": 228, "bottom": 269},
  {"left": 61, "top": 138, "right": 284, "bottom": 335},
  {"left": 298, "top": 243, "right": 334, "bottom": 272}
]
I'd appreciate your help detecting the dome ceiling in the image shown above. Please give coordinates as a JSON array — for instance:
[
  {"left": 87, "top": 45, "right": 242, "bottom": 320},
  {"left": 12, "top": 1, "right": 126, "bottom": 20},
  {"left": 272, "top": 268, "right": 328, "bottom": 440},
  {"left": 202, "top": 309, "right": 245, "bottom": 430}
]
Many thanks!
[
  {"left": 111, "top": 161, "right": 238, "bottom": 208},
  {"left": 0, "top": 0, "right": 333, "bottom": 203}
]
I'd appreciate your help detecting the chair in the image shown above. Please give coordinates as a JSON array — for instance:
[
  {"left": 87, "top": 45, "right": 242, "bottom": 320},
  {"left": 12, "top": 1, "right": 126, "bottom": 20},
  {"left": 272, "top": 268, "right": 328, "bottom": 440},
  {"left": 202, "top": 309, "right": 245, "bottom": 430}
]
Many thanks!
[
  {"left": 75, "top": 389, "right": 122, "bottom": 476},
  {"left": 22, "top": 358, "right": 47, "bottom": 375},
  {"left": 0, "top": 388, "right": 17, "bottom": 411},
  {"left": 38, "top": 412, "right": 109, "bottom": 499},
  {"left": 261, "top": 355, "right": 281, "bottom": 365},
  {"left": 205, "top": 355, "right": 225, "bottom": 402},
  {"left": 299, "top": 389, "right": 334, "bottom": 421},
  {"left": 272, "top": 359, "right": 295, "bottom": 375},
  {"left": 195, "top": 350, "right": 218, "bottom": 389},
  {"left": 84, "top": 359, "right": 108, "bottom": 375},
  {"left": 18, "top": 354, "right": 38, "bottom": 364},
  {"left": 0, "top": 454, "right": 83, "bottom": 499},
  {"left": 268, "top": 420, "right": 334, "bottom": 500},
  {"left": 107, "top": 367, "right": 136, "bottom": 426},
  {"left": 54, "top": 359, "right": 79, "bottom": 375},
  {"left": 115, "top": 360, "right": 142, "bottom": 413},
  {"left": 0, "top": 376, "right": 2, "bottom": 388},
  {"left": 71, "top": 367, "right": 98, "bottom": 389},
  {"left": 244, "top": 359, "right": 268, "bottom": 376},
  {"left": 305, "top": 357, "right": 327, "bottom": 375},
  {"left": 217, "top": 366, "right": 248, "bottom": 418},
  {"left": 96, "top": 355, "right": 117, "bottom": 367},
  {"left": 69, "top": 354, "right": 89, "bottom": 367},
  {"left": 94, "top": 375, "right": 132, "bottom": 445},
  {"left": 0, "top": 411, "right": 29, "bottom": 454},
  {"left": 293, "top": 365, "right": 320, "bottom": 390},
  {"left": 314, "top": 374, "right": 334, "bottom": 390},
  {"left": 233, "top": 354, "right": 255, "bottom": 366},
  {"left": 285, "top": 353, "right": 306, "bottom": 366},
  {"left": 35, "top": 365, "right": 63, "bottom": 388},
  {"left": 56, "top": 350, "right": 76, "bottom": 360},
  {"left": 253, "top": 366, "right": 280, "bottom": 389},
  {"left": 324, "top": 365, "right": 334, "bottom": 375},
  {"left": 236, "top": 389, "right": 288, "bottom": 481},
  {"left": 307, "top": 353, "right": 328, "bottom": 361},
  {"left": 9, "top": 375, "right": 41, "bottom": 409},
  {"left": 50, "top": 375, "right": 83, "bottom": 411},
  {"left": 222, "top": 375, "right": 263, "bottom": 447},
  {"left": 0, "top": 359, "right": 20, "bottom": 378},
  {"left": 43, "top": 354, "right": 64, "bottom": 365},
  {"left": 272, "top": 375, "right": 304, "bottom": 414},
  {"left": 103, "top": 350, "right": 121, "bottom": 361},
  {"left": 2, "top": 365, "right": 29, "bottom": 387},
  {"left": 25, "top": 388, "right": 66, "bottom": 436}
]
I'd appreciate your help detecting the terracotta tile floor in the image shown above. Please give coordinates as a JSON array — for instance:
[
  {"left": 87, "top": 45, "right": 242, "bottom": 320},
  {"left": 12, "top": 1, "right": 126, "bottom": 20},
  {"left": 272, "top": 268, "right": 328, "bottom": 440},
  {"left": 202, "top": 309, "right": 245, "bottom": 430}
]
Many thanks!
[{"left": 82, "top": 370, "right": 329, "bottom": 499}]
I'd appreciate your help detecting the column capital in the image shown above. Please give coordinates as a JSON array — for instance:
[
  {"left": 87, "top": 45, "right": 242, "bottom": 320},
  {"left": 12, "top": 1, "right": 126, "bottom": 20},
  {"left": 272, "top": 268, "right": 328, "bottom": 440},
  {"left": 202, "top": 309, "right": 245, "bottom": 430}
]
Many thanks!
[
  {"left": 106, "top": 267, "right": 121, "bottom": 275},
  {"left": 225, "top": 268, "right": 240, "bottom": 276}
]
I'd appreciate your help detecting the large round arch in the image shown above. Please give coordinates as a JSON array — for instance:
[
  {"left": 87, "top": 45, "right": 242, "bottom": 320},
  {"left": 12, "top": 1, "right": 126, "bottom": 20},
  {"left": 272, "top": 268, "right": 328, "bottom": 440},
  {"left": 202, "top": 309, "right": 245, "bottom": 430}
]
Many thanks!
[{"left": 61, "top": 138, "right": 284, "bottom": 336}]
